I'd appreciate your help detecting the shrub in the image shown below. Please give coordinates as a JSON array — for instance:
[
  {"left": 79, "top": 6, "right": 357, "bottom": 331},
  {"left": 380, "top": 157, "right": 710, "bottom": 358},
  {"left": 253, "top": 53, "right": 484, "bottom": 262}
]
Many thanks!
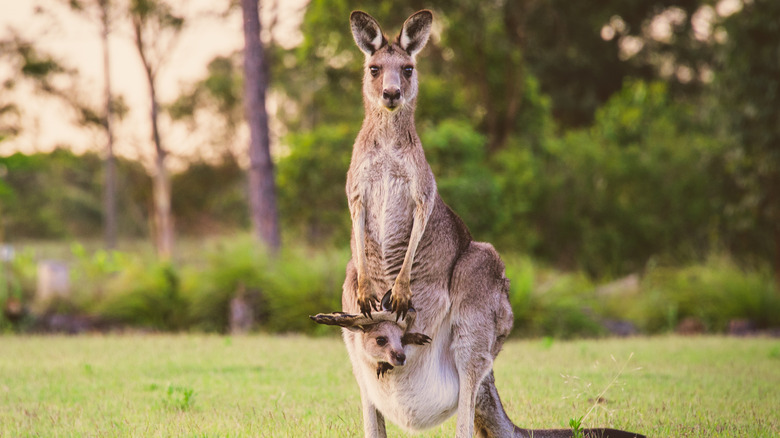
[
  {"left": 261, "top": 246, "right": 348, "bottom": 334},
  {"left": 0, "top": 247, "right": 37, "bottom": 330},
  {"left": 182, "top": 237, "right": 272, "bottom": 332},
  {"left": 504, "top": 256, "right": 604, "bottom": 339},
  {"left": 97, "top": 259, "right": 186, "bottom": 330},
  {"left": 622, "top": 256, "right": 780, "bottom": 333},
  {"left": 182, "top": 236, "right": 348, "bottom": 334}
]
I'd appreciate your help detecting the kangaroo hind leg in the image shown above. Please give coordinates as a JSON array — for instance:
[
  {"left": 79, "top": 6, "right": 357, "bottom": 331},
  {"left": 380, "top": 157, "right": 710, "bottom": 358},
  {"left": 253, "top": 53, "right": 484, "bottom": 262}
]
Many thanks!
[{"left": 449, "top": 242, "right": 514, "bottom": 438}]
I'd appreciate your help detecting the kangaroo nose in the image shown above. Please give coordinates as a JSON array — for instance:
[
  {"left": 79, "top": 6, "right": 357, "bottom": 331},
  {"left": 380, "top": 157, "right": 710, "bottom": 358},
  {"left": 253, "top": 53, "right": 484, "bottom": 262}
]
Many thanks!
[
  {"left": 383, "top": 88, "right": 401, "bottom": 101},
  {"left": 394, "top": 352, "right": 406, "bottom": 365}
]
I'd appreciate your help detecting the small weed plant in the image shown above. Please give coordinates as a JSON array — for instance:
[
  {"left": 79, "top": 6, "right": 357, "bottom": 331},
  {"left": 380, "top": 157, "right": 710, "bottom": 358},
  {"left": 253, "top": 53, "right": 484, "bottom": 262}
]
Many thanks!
[
  {"left": 566, "top": 353, "right": 637, "bottom": 435},
  {"left": 569, "top": 416, "right": 584, "bottom": 438},
  {"left": 165, "top": 384, "right": 196, "bottom": 411}
]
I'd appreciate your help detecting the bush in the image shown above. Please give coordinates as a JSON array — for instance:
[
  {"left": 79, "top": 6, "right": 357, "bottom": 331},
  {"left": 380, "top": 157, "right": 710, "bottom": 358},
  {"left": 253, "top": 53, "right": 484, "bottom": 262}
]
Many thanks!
[
  {"left": 182, "top": 236, "right": 348, "bottom": 334},
  {"left": 0, "top": 247, "right": 37, "bottom": 330},
  {"left": 617, "top": 256, "right": 780, "bottom": 333},
  {"left": 261, "top": 246, "right": 348, "bottom": 334},
  {"left": 9, "top": 238, "right": 778, "bottom": 338},
  {"left": 504, "top": 255, "right": 605, "bottom": 339},
  {"left": 182, "top": 237, "right": 272, "bottom": 332},
  {"left": 97, "top": 259, "right": 186, "bottom": 330}
]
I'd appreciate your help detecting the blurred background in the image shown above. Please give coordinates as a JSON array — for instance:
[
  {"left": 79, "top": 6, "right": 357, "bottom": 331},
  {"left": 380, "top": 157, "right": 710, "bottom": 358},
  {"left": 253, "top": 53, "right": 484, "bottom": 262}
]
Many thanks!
[{"left": 0, "top": 0, "right": 778, "bottom": 337}]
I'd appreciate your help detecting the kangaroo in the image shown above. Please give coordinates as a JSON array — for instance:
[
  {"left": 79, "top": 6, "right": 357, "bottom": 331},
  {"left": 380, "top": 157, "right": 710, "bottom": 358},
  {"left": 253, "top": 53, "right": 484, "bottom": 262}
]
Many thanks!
[{"left": 330, "top": 9, "right": 645, "bottom": 438}]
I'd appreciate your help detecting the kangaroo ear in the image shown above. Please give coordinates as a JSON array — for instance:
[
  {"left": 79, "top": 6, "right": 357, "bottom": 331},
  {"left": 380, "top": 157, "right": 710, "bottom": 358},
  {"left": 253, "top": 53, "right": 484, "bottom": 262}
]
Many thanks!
[
  {"left": 310, "top": 310, "right": 399, "bottom": 332},
  {"left": 350, "top": 11, "right": 386, "bottom": 55},
  {"left": 311, "top": 312, "right": 368, "bottom": 332},
  {"left": 399, "top": 10, "right": 433, "bottom": 57},
  {"left": 401, "top": 332, "right": 432, "bottom": 346}
]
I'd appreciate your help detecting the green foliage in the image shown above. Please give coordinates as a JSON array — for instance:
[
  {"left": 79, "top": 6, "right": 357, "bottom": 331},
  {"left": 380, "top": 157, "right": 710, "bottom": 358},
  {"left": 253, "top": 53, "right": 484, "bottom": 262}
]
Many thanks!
[
  {"left": 97, "top": 259, "right": 186, "bottom": 330},
  {"left": 182, "top": 236, "right": 272, "bottom": 332},
  {"left": 171, "top": 156, "right": 248, "bottom": 234},
  {"left": 262, "top": 246, "right": 348, "bottom": 334},
  {"left": 166, "top": 54, "right": 244, "bottom": 151},
  {"left": 570, "top": 416, "right": 584, "bottom": 438},
  {"left": 163, "top": 384, "right": 195, "bottom": 411},
  {"left": 5, "top": 237, "right": 779, "bottom": 337},
  {"left": 612, "top": 256, "right": 780, "bottom": 333},
  {"left": 276, "top": 124, "right": 353, "bottom": 244},
  {"left": 494, "top": 80, "right": 727, "bottom": 276},
  {"left": 505, "top": 256, "right": 604, "bottom": 339},
  {"left": 0, "top": 149, "right": 150, "bottom": 240},
  {"left": 715, "top": 0, "right": 780, "bottom": 279},
  {"left": 421, "top": 120, "right": 501, "bottom": 239},
  {"left": 0, "top": 248, "right": 36, "bottom": 330},
  {"left": 183, "top": 237, "right": 347, "bottom": 334},
  {"left": 130, "top": 0, "right": 184, "bottom": 29}
]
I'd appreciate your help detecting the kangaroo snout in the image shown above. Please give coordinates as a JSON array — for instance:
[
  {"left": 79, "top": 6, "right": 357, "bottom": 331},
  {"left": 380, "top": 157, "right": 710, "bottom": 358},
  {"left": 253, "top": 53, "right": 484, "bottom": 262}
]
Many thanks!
[
  {"left": 382, "top": 88, "right": 401, "bottom": 100},
  {"left": 382, "top": 87, "right": 401, "bottom": 108},
  {"left": 391, "top": 350, "right": 406, "bottom": 366}
]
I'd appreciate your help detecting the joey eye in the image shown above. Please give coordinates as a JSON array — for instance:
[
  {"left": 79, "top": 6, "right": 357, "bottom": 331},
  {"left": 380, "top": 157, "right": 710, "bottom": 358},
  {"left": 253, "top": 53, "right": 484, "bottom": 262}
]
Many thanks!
[
  {"left": 402, "top": 66, "right": 414, "bottom": 78},
  {"left": 376, "top": 336, "right": 387, "bottom": 346},
  {"left": 369, "top": 66, "right": 380, "bottom": 77}
]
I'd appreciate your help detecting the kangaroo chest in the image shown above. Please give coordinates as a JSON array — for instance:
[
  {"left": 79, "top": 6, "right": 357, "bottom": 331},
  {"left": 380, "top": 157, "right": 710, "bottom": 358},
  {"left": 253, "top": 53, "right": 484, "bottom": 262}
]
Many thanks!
[{"left": 350, "top": 142, "right": 421, "bottom": 280}]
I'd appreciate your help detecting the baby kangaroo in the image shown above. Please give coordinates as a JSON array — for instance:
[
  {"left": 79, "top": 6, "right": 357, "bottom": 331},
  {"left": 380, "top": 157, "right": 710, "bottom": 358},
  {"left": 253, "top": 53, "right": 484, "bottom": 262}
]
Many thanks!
[{"left": 312, "top": 292, "right": 431, "bottom": 378}]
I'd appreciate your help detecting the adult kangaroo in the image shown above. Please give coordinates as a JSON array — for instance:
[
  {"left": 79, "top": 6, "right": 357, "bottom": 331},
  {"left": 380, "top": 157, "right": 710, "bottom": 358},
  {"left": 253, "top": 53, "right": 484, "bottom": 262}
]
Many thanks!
[{"left": 335, "top": 9, "right": 644, "bottom": 438}]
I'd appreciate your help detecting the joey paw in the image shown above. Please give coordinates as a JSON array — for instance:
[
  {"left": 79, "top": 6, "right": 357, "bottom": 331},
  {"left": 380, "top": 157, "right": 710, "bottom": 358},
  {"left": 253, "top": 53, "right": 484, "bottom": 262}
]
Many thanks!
[{"left": 376, "top": 362, "right": 394, "bottom": 378}]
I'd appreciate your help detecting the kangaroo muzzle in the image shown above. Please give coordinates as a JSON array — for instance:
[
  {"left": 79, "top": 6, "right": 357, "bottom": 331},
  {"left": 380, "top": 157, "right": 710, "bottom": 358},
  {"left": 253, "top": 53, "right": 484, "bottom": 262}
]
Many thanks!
[{"left": 382, "top": 71, "right": 402, "bottom": 109}]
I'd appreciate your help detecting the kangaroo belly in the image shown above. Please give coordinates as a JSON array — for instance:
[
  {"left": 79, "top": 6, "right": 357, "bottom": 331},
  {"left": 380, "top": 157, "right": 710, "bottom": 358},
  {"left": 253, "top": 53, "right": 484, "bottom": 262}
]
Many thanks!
[{"left": 362, "top": 336, "right": 459, "bottom": 432}]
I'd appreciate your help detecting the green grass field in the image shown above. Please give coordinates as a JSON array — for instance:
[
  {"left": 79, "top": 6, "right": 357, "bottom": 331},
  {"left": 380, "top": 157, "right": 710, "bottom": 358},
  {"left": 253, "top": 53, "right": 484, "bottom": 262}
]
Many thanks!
[{"left": 0, "top": 335, "right": 777, "bottom": 437}]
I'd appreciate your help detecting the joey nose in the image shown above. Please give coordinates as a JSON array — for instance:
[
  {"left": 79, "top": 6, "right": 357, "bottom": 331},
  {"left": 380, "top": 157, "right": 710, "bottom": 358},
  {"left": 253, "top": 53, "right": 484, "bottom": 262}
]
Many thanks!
[{"left": 394, "top": 351, "right": 406, "bottom": 365}]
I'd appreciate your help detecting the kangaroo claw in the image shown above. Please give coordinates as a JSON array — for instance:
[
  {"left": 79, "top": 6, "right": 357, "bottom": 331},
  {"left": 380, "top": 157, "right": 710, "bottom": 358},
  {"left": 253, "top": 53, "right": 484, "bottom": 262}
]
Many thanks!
[
  {"left": 390, "top": 296, "right": 411, "bottom": 322},
  {"left": 358, "top": 295, "right": 379, "bottom": 318}
]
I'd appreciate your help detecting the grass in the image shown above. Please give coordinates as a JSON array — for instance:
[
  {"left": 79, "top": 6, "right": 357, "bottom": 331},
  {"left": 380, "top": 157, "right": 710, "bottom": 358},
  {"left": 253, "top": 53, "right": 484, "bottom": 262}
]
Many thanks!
[{"left": 0, "top": 335, "right": 777, "bottom": 437}]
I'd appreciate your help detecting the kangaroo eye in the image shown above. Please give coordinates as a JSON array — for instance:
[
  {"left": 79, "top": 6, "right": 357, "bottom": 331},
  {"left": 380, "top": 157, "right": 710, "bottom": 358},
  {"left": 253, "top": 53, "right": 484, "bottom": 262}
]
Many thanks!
[
  {"left": 369, "top": 66, "right": 380, "bottom": 77},
  {"left": 402, "top": 66, "right": 413, "bottom": 78},
  {"left": 376, "top": 337, "right": 387, "bottom": 346}
]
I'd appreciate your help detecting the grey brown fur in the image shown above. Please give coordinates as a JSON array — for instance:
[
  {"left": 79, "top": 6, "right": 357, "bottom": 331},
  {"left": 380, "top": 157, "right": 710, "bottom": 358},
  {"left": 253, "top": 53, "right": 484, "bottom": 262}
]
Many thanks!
[{"left": 327, "top": 9, "right": 644, "bottom": 438}]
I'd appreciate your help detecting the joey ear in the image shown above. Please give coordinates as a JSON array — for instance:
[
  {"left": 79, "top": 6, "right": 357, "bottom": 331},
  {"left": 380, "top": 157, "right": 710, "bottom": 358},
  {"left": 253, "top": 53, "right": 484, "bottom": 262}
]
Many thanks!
[
  {"left": 401, "top": 332, "right": 432, "bottom": 346},
  {"left": 350, "top": 11, "right": 386, "bottom": 55},
  {"left": 399, "top": 10, "right": 433, "bottom": 57},
  {"left": 310, "top": 311, "right": 385, "bottom": 332}
]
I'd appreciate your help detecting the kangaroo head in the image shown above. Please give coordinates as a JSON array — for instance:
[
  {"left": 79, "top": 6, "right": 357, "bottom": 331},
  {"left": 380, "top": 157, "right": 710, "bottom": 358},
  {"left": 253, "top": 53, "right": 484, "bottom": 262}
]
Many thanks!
[
  {"left": 350, "top": 10, "right": 433, "bottom": 112},
  {"left": 362, "top": 321, "right": 407, "bottom": 367},
  {"left": 310, "top": 292, "right": 432, "bottom": 377}
]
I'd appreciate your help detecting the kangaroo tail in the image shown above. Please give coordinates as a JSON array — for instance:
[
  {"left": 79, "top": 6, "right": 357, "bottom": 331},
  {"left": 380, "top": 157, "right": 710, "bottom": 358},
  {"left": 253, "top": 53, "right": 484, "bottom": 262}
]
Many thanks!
[
  {"left": 476, "top": 372, "right": 645, "bottom": 438},
  {"left": 514, "top": 427, "right": 646, "bottom": 438}
]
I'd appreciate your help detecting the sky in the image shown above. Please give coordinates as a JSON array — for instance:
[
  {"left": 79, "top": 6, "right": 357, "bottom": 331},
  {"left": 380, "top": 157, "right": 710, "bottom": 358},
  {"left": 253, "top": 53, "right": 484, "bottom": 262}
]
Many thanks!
[{"left": 0, "top": 0, "right": 306, "bottom": 169}]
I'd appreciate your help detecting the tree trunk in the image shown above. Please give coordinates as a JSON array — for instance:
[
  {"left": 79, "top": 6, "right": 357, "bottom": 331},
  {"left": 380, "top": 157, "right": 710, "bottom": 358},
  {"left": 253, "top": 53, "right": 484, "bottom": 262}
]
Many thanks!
[
  {"left": 148, "top": 77, "right": 174, "bottom": 260},
  {"left": 133, "top": 16, "right": 175, "bottom": 261},
  {"left": 100, "top": 0, "right": 117, "bottom": 250},
  {"left": 152, "top": 150, "right": 173, "bottom": 260},
  {"left": 241, "top": 0, "right": 280, "bottom": 252}
]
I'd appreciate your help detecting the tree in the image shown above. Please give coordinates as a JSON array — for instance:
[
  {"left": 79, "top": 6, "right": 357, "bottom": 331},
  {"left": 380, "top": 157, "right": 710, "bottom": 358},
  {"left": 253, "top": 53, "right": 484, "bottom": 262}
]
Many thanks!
[
  {"left": 717, "top": 0, "right": 780, "bottom": 289},
  {"left": 66, "top": 0, "right": 119, "bottom": 250},
  {"left": 241, "top": 0, "right": 280, "bottom": 251},
  {"left": 128, "top": 0, "right": 184, "bottom": 260}
]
